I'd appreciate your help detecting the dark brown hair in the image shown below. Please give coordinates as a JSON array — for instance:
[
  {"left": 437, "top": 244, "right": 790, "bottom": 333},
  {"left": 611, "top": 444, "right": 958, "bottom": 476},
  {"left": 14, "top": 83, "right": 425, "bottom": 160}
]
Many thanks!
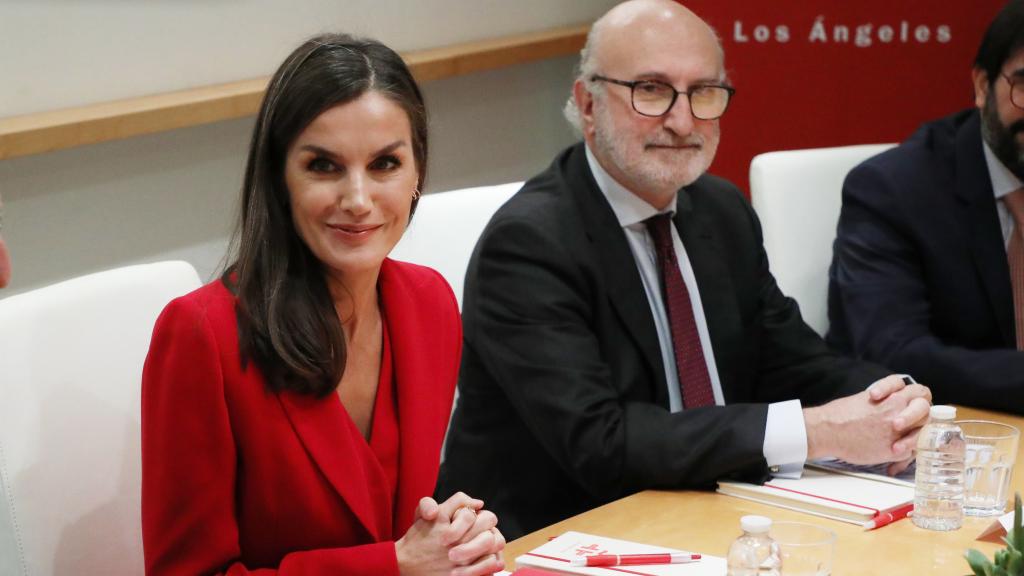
[
  {"left": 226, "top": 33, "right": 427, "bottom": 396},
  {"left": 975, "top": 0, "right": 1024, "bottom": 85}
]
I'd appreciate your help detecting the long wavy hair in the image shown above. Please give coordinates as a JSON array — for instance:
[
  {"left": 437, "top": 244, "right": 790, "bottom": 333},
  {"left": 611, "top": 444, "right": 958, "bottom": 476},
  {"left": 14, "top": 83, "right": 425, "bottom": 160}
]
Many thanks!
[{"left": 225, "top": 33, "right": 427, "bottom": 396}]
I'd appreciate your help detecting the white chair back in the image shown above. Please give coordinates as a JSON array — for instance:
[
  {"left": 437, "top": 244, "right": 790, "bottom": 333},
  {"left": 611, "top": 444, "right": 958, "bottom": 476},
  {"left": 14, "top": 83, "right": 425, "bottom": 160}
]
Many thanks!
[
  {"left": 750, "top": 144, "right": 894, "bottom": 336},
  {"left": 0, "top": 261, "right": 202, "bottom": 575},
  {"left": 391, "top": 182, "right": 521, "bottom": 308}
]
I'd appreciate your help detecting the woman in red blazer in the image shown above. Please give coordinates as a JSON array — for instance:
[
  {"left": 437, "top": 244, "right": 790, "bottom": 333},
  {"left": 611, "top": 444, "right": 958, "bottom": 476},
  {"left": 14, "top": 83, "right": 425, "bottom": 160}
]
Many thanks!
[{"left": 142, "top": 34, "right": 504, "bottom": 576}]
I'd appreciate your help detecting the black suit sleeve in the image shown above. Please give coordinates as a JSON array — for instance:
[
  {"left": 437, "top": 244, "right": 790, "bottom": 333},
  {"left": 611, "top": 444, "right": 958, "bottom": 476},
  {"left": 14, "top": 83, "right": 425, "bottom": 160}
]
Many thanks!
[
  {"left": 830, "top": 162, "right": 1024, "bottom": 412},
  {"left": 466, "top": 212, "right": 774, "bottom": 498},
  {"left": 734, "top": 193, "right": 886, "bottom": 404}
]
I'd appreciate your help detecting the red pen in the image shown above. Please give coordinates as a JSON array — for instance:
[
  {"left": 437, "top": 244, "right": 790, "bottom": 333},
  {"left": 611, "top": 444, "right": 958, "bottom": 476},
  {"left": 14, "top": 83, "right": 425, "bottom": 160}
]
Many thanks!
[
  {"left": 570, "top": 553, "right": 702, "bottom": 567},
  {"left": 863, "top": 503, "right": 914, "bottom": 530}
]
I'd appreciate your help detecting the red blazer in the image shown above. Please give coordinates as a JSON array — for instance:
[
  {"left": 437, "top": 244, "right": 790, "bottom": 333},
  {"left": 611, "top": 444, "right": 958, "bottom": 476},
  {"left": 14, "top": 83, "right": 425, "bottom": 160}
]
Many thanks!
[{"left": 142, "top": 259, "right": 461, "bottom": 575}]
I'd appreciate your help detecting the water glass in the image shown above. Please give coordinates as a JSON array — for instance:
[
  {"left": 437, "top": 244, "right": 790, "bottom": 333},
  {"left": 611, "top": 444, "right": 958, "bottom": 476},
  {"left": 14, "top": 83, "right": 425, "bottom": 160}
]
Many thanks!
[
  {"left": 957, "top": 420, "right": 1020, "bottom": 517},
  {"left": 770, "top": 521, "right": 835, "bottom": 576}
]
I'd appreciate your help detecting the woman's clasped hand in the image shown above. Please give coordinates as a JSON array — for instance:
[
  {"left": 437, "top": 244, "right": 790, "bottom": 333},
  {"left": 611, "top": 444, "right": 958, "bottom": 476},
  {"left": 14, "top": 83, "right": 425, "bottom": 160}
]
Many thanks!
[{"left": 396, "top": 493, "right": 505, "bottom": 576}]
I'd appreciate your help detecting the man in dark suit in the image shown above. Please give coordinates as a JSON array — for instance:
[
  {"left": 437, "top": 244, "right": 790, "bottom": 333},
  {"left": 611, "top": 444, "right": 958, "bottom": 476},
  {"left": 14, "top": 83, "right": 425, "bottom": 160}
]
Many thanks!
[
  {"left": 828, "top": 1, "right": 1024, "bottom": 414},
  {"left": 437, "top": 0, "right": 932, "bottom": 540}
]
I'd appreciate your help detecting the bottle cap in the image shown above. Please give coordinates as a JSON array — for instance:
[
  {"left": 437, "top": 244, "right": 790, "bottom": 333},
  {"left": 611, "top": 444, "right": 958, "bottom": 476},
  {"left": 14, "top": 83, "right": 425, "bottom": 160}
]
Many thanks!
[
  {"left": 929, "top": 405, "right": 956, "bottom": 420},
  {"left": 740, "top": 515, "right": 772, "bottom": 533}
]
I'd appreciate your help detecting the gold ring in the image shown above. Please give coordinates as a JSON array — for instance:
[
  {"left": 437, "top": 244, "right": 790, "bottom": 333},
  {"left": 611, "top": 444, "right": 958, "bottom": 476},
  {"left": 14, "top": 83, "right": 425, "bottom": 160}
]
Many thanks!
[{"left": 455, "top": 505, "right": 477, "bottom": 517}]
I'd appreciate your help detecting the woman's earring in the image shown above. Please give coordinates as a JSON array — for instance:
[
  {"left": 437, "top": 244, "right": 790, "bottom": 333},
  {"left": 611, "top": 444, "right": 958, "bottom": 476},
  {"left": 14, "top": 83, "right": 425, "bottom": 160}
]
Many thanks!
[{"left": 412, "top": 187, "right": 422, "bottom": 200}]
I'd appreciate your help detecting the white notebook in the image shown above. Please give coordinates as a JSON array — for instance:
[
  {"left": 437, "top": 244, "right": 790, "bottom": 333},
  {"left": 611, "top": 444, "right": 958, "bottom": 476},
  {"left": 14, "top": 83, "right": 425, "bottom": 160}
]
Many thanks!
[
  {"left": 717, "top": 465, "right": 914, "bottom": 525},
  {"left": 515, "top": 531, "right": 726, "bottom": 576},
  {"left": 807, "top": 458, "right": 916, "bottom": 487}
]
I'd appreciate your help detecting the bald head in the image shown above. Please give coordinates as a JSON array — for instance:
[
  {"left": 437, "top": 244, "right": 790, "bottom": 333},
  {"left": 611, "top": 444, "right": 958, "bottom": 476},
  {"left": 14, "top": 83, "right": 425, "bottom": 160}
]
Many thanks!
[
  {"left": 566, "top": 0, "right": 728, "bottom": 206},
  {"left": 565, "top": 0, "right": 724, "bottom": 133},
  {"left": 591, "top": 0, "right": 723, "bottom": 71}
]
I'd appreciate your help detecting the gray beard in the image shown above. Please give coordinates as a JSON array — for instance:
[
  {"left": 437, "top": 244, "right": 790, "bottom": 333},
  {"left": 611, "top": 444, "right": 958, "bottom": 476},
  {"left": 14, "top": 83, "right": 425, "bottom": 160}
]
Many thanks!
[{"left": 591, "top": 122, "right": 708, "bottom": 194}]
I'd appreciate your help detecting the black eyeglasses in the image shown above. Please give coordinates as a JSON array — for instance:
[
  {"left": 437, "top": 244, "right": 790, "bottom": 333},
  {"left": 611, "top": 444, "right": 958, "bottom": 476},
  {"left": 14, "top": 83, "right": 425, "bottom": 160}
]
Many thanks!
[
  {"left": 1003, "top": 74, "right": 1024, "bottom": 110},
  {"left": 590, "top": 75, "right": 735, "bottom": 120}
]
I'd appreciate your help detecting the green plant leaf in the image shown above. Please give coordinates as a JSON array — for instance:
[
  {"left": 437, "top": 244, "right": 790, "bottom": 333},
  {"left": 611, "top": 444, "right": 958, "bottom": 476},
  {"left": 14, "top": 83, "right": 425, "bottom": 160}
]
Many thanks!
[
  {"left": 967, "top": 548, "right": 995, "bottom": 576},
  {"left": 1006, "top": 549, "right": 1022, "bottom": 574},
  {"left": 965, "top": 497, "right": 1024, "bottom": 576},
  {"left": 1014, "top": 493, "right": 1024, "bottom": 554}
]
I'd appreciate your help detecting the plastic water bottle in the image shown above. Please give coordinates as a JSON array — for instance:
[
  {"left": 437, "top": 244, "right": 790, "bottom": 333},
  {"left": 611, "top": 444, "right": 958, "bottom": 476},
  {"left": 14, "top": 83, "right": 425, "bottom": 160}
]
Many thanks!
[
  {"left": 912, "top": 405, "right": 966, "bottom": 531},
  {"left": 726, "top": 515, "right": 780, "bottom": 576}
]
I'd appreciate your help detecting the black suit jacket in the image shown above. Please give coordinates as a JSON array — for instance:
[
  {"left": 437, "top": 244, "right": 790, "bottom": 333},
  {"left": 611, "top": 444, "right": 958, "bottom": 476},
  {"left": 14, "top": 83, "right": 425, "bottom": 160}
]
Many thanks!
[
  {"left": 828, "top": 109, "right": 1024, "bottom": 414},
  {"left": 438, "top": 143, "right": 887, "bottom": 539}
]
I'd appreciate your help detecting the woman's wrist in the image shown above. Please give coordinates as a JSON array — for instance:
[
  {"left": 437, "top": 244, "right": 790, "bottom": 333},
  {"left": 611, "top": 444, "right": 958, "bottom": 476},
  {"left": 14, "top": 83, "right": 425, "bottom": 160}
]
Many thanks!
[{"left": 394, "top": 537, "right": 410, "bottom": 576}]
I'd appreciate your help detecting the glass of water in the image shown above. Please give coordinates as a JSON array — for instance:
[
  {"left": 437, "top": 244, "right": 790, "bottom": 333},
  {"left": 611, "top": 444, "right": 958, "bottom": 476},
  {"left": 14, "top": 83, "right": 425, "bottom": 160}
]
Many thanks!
[
  {"left": 771, "top": 522, "right": 835, "bottom": 576},
  {"left": 957, "top": 420, "right": 1020, "bottom": 517}
]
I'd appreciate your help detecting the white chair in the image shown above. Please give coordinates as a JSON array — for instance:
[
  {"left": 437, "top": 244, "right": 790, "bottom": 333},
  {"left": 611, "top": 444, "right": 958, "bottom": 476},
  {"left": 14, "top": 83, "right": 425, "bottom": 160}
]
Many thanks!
[
  {"left": 0, "top": 261, "right": 202, "bottom": 576},
  {"left": 750, "top": 144, "right": 895, "bottom": 336},
  {"left": 391, "top": 182, "right": 521, "bottom": 308}
]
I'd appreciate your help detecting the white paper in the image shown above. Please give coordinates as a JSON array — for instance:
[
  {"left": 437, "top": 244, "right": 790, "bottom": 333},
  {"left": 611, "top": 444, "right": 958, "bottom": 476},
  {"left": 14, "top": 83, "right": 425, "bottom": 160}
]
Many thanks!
[
  {"left": 718, "top": 466, "right": 914, "bottom": 524},
  {"left": 515, "top": 530, "right": 726, "bottom": 575}
]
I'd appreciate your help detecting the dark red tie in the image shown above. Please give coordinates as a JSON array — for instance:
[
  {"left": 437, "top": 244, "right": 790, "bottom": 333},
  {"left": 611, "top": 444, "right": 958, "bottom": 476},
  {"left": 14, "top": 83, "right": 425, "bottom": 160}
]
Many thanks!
[
  {"left": 645, "top": 213, "right": 715, "bottom": 408},
  {"left": 1005, "top": 188, "right": 1024, "bottom": 349}
]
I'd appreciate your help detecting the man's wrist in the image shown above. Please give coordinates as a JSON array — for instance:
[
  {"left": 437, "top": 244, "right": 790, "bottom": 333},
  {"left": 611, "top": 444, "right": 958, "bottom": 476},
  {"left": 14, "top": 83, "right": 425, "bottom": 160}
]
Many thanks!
[{"left": 803, "top": 405, "right": 832, "bottom": 460}]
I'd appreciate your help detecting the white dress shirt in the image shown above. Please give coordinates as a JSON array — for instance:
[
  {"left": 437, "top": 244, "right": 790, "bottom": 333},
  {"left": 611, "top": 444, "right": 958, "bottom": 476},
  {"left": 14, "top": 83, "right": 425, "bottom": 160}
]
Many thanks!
[
  {"left": 983, "top": 141, "right": 1024, "bottom": 248},
  {"left": 585, "top": 146, "right": 807, "bottom": 477}
]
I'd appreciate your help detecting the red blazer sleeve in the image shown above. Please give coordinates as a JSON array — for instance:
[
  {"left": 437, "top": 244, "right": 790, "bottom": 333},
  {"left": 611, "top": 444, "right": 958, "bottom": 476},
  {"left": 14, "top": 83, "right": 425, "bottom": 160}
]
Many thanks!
[{"left": 141, "top": 294, "right": 401, "bottom": 576}]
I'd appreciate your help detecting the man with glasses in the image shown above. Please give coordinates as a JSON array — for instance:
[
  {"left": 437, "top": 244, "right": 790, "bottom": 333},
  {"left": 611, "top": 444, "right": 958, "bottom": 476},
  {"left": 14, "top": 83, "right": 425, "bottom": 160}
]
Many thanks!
[
  {"left": 437, "top": 0, "right": 931, "bottom": 539},
  {"left": 829, "top": 1, "right": 1024, "bottom": 414}
]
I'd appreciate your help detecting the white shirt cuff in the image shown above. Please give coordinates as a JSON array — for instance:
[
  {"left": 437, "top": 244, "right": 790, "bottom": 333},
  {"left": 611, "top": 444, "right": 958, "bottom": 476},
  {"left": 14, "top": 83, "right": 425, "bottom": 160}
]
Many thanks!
[{"left": 763, "top": 399, "right": 807, "bottom": 479}]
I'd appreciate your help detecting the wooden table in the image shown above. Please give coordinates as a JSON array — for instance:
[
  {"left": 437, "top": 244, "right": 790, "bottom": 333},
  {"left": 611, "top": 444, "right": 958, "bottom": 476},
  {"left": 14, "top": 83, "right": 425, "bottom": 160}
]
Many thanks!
[{"left": 504, "top": 406, "right": 1023, "bottom": 575}]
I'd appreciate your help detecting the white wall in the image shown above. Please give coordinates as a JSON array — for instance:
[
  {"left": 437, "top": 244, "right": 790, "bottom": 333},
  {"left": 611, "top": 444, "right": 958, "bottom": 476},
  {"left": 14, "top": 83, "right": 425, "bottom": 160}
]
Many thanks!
[{"left": 0, "top": 0, "right": 616, "bottom": 295}]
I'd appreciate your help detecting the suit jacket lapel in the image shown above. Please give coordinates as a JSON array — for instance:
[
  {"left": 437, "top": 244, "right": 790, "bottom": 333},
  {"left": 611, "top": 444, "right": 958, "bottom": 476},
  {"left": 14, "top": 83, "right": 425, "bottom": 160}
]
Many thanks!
[
  {"left": 567, "top": 145, "right": 669, "bottom": 405},
  {"left": 674, "top": 183, "right": 742, "bottom": 400},
  {"left": 277, "top": 389, "right": 384, "bottom": 542},
  {"left": 953, "top": 112, "right": 1015, "bottom": 345},
  {"left": 379, "top": 259, "right": 453, "bottom": 533},
  {"left": 279, "top": 261, "right": 453, "bottom": 540}
]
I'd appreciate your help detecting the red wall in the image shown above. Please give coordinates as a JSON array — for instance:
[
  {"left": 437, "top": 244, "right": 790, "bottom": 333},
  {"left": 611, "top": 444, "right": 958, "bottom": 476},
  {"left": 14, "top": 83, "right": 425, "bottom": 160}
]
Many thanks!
[{"left": 681, "top": 1, "right": 1005, "bottom": 192}]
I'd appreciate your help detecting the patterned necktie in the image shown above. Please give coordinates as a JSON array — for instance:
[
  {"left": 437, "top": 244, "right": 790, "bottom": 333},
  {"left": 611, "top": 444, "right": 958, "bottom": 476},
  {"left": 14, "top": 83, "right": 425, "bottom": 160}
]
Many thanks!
[
  {"left": 1004, "top": 188, "right": 1024, "bottom": 350},
  {"left": 644, "top": 213, "right": 715, "bottom": 408}
]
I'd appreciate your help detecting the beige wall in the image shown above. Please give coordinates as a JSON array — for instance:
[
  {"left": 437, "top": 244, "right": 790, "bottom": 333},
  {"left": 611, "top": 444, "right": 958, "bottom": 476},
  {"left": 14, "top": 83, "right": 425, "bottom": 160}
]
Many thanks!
[{"left": 0, "top": 0, "right": 616, "bottom": 295}]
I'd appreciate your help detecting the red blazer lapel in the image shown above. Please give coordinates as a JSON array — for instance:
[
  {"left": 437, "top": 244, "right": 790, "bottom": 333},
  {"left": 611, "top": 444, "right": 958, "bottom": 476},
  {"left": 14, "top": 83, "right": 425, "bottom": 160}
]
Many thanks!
[
  {"left": 276, "top": 390, "right": 385, "bottom": 542},
  {"left": 379, "top": 259, "right": 461, "bottom": 532}
]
